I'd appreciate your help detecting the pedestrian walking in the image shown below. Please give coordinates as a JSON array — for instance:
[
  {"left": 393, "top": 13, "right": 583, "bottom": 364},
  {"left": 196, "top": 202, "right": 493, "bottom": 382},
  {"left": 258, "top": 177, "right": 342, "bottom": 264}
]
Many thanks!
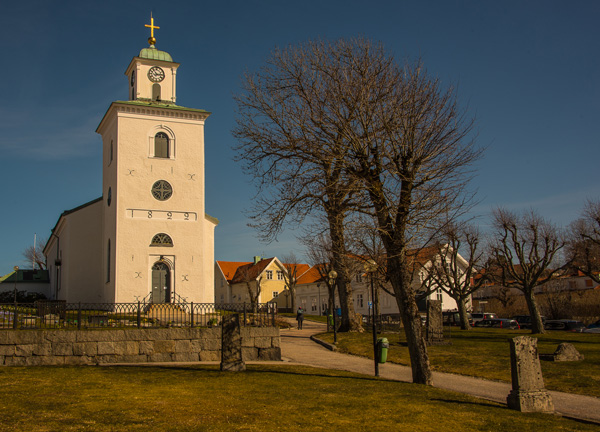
[{"left": 296, "top": 306, "right": 304, "bottom": 330}]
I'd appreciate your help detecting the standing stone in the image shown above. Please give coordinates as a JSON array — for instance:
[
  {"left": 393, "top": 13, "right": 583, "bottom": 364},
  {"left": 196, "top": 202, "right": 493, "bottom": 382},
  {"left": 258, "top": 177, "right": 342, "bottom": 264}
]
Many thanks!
[
  {"left": 553, "top": 343, "right": 584, "bottom": 362},
  {"left": 426, "top": 300, "right": 444, "bottom": 345},
  {"left": 506, "top": 336, "right": 554, "bottom": 413},
  {"left": 220, "top": 314, "right": 246, "bottom": 372}
]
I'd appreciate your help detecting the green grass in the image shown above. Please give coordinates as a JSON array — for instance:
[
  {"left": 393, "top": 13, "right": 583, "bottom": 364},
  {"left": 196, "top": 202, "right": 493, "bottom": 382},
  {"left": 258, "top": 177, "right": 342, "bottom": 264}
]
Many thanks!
[
  {"left": 317, "top": 327, "right": 600, "bottom": 397},
  {"left": 0, "top": 364, "right": 596, "bottom": 432}
]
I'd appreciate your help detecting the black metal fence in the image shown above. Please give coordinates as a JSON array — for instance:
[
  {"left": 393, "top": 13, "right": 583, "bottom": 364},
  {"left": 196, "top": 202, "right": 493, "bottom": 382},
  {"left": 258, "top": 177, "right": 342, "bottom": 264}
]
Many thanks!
[{"left": 0, "top": 301, "right": 276, "bottom": 330}]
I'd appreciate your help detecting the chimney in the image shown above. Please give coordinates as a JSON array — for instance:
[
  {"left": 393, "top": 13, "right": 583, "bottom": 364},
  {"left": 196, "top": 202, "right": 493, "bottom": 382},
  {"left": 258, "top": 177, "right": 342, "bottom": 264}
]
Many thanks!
[{"left": 253, "top": 256, "right": 262, "bottom": 264}]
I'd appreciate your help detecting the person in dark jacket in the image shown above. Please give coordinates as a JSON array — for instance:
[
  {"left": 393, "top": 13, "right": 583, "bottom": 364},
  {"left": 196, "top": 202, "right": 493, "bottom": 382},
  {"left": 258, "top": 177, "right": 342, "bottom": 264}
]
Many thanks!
[{"left": 296, "top": 306, "right": 304, "bottom": 330}]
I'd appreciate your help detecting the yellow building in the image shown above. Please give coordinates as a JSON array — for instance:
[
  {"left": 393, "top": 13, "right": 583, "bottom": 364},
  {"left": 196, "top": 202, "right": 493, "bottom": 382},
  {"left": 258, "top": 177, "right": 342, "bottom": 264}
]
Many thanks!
[
  {"left": 44, "top": 19, "right": 217, "bottom": 304},
  {"left": 215, "top": 257, "right": 309, "bottom": 306}
]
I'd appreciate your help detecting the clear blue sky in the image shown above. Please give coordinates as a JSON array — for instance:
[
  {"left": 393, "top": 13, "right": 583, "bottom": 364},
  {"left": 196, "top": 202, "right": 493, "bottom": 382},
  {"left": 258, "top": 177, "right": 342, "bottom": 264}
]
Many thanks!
[{"left": 1, "top": 0, "right": 599, "bottom": 275}]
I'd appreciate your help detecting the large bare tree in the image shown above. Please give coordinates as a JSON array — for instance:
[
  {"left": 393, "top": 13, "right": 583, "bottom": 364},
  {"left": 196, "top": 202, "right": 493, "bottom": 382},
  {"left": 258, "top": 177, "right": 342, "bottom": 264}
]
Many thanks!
[
  {"left": 342, "top": 61, "right": 480, "bottom": 385},
  {"left": 233, "top": 39, "right": 379, "bottom": 332},
  {"left": 234, "top": 37, "right": 480, "bottom": 385},
  {"left": 423, "top": 223, "right": 487, "bottom": 330},
  {"left": 488, "top": 209, "right": 565, "bottom": 334},
  {"left": 568, "top": 199, "right": 600, "bottom": 283}
]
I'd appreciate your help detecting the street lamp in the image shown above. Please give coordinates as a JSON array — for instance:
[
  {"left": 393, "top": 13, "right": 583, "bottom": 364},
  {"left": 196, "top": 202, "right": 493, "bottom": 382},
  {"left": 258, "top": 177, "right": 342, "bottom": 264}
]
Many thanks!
[
  {"left": 327, "top": 270, "right": 338, "bottom": 344},
  {"left": 364, "top": 259, "right": 379, "bottom": 377}
]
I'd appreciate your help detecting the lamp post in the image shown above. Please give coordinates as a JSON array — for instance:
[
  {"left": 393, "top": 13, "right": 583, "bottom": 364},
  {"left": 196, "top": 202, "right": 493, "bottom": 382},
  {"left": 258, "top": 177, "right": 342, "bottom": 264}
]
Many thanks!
[
  {"left": 327, "top": 270, "right": 338, "bottom": 344},
  {"left": 364, "top": 259, "right": 379, "bottom": 377}
]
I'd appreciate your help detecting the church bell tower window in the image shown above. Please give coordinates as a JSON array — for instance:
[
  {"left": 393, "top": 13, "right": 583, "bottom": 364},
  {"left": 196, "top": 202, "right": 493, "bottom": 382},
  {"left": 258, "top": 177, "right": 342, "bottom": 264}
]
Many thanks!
[
  {"left": 151, "top": 180, "right": 172, "bottom": 201},
  {"left": 154, "top": 132, "right": 169, "bottom": 158},
  {"left": 150, "top": 233, "right": 173, "bottom": 247}
]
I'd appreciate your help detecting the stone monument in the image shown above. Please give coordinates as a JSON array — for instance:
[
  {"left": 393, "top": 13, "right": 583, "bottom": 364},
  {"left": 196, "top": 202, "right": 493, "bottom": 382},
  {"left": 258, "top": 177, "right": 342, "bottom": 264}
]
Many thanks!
[
  {"left": 220, "top": 313, "right": 246, "bottom": 372},
  {"left": 506, "top": 336, "right": 554, "bottom": 413},
  {"left": 553, "top": 343, "right": 584, "bottom": 362},
  {"left": 426, "top": 300, "right": 444, "bottom": 345}
]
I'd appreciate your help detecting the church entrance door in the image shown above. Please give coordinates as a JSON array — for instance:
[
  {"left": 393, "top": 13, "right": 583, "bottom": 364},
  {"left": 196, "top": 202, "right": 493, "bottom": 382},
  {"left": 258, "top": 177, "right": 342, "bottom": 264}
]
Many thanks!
[{"left": 151, "top": 261, "right": 171, "bottom": 303}]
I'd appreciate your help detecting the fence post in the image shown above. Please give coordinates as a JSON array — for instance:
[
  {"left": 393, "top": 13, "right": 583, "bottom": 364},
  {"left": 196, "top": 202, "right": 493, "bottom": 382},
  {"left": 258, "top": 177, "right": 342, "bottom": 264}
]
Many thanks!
[
  {"left": 13, "top": 302, "right": 18, "bottom": 330},
  {"left": 190, "top": 302, "right": 194, "bottom": 328},
  {"left": 271, "top": 304, "right": 275, "bottom": 327},
  {"left": 77, "top": 302, "right": 82, "bottom": 330},
  {"left": 243, "top": 302, "right": 247, "bottom": 327},
  {"left": 137, "top": 301, "right": 141, "bottom": 328}
]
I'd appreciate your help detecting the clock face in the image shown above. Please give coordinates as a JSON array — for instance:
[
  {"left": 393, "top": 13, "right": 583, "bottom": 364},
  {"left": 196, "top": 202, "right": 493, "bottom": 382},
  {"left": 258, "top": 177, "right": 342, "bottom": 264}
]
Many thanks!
[{"left": 148, "top": 66, "right": 165, "bottom": 83}]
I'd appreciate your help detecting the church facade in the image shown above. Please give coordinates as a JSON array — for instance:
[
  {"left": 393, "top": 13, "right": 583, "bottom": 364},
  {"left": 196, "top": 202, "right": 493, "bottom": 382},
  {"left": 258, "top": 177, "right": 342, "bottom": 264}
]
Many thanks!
[{"left": 44, "top": 20, "right": 218, "bottom": 304}]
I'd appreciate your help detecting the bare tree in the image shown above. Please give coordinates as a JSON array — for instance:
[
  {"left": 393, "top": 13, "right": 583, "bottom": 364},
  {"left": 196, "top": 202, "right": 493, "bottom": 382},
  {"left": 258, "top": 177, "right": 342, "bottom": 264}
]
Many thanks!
[
  {"left": 281, "top": 252, "right": 303, "bottom": 312},
  {"left": 22, "top": 237, "right": 47, "bottom": 270},
  {"left": 488, "top": 209, "right": 565, "bottom": 334},
  {"left": 568, "top": 199, "right": 600, "bottom": 283},
  {"left": 424, "top": 223, "right": 487, "bottom": 330},
  {"left": 233, "top": 39, "right": 379, "bottom": 332},
  {"left": 237, "top": 265, "right": 263, "bottom": 311},
  {"left": 343, "top": 60, "right": 480, "bottom": 385},
  {"left": 234, "top": 37, "right": 480, "bottom": 385}
]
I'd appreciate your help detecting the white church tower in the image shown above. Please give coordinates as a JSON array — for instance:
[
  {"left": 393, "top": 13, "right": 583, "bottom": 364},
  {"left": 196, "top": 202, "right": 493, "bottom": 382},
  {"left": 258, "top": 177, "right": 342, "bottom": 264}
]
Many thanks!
[{"left": 93, "top": 17, "right": 218, "bottom": 304}]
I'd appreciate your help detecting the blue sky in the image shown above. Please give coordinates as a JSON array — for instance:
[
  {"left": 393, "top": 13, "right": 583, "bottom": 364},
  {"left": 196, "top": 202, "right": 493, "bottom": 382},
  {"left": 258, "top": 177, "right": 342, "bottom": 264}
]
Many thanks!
[{"left": 1, "top": 0, "right": 599, "bottom": 275}]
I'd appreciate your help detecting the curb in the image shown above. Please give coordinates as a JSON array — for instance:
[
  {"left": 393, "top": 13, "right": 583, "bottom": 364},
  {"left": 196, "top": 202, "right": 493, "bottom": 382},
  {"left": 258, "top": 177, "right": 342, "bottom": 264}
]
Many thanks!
[{"left": 310, "top": 335, "right": 337, "bottom": 351}]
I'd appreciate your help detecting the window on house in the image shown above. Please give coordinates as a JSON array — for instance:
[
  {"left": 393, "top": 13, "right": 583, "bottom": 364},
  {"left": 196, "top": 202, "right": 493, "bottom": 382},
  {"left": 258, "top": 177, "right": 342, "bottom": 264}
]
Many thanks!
[
  {"left": 154, "top": 132, "right": 169, "bottom": 158},
  {"left": 150, "top": 233, "right": 173, "bottom": 247},
  {"left": 311, "top": 297, "right": 317, "bottom": 312},
  {"left": 356, "top": 273, "right": 362, "bottom": 283},
  {"left": 277, "top": 270, "right": 284, "bottom": 280},
  {"left": 568, "top": 281, "right": 577, "bottom": 290},
  {"left": 585, "top": 279, "right": 593, "bottom": 288},
  {"left": 436, "top": 288, "right": 443, "bottom": 302},
  {"left": 272, "top": 291, "right": 279, "bottom": 298},
  {"left": 356, "top": 293, "right": 363, "bottom": 308},
  {"left": 266, "top": 270, "right": 273, "bottom": 280}
]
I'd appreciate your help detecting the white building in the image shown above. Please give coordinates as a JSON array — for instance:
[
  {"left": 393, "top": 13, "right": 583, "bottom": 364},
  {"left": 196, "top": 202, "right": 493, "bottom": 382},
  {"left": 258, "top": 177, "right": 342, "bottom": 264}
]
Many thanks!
[{"left": 44, "top": 18, "right": 217, "bottom": 304}]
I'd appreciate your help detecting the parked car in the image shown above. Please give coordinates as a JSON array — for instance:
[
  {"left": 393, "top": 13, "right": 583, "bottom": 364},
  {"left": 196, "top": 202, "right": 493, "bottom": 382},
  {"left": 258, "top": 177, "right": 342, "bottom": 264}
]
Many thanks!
[
  {"left": 471, "top": 312, "right": 498, "bottom": 325},
  {"left": 442, "top": 311, "right": 473, "bottom": 326},
  {"left": 544, "top": 320, "right": 586, "bottom": 332},
  {"left": 474, "top": 318, "right": 520, "bottom": 330},
  {"left": 510, "top": 315, "right": 546, "bottom": 330},
  {"left": 587, "top": 319, "right": 600, "bottom": 329}
]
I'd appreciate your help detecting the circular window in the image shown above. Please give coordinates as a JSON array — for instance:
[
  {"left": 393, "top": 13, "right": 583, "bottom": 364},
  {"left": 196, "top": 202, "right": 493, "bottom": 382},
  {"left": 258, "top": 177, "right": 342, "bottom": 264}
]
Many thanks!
[
  {"left": 107, "top": 187, "right": 112, "bottom": 206},
  {"left": 151, "top": 180, "right": 172, "bottom": 201}
]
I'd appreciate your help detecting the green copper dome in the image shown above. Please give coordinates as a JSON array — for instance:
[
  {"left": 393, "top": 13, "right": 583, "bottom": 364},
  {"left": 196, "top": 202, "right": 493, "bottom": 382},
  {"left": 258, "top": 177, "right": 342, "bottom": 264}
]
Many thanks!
[{"left": 139, "top": 46, "right": 173, "bottom": 62}]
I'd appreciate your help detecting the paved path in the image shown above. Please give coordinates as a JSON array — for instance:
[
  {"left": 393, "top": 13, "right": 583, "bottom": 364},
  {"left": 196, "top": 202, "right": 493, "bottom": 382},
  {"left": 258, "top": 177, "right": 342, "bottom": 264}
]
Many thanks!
[{"left": 280, "top": 318, "right": 600, "bottom": 424}]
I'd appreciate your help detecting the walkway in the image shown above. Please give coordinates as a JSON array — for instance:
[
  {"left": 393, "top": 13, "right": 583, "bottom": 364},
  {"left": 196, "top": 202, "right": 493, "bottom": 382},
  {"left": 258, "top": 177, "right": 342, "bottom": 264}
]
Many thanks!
[{"left": 280, "top": 318, "right": 600, "bottom": 424}]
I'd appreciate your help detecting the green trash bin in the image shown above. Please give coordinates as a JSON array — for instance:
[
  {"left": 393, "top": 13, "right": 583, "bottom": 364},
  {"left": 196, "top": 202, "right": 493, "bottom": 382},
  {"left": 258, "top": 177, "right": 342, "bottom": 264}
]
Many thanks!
[{"left": 377, "top": 337, "right": 389, "bottom": 364}]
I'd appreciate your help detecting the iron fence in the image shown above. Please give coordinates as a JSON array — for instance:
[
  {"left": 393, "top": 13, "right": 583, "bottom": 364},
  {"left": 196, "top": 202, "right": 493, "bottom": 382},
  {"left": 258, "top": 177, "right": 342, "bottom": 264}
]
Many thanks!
[{"left": 0, "top": 301, "right": 276, "bottom": 330}]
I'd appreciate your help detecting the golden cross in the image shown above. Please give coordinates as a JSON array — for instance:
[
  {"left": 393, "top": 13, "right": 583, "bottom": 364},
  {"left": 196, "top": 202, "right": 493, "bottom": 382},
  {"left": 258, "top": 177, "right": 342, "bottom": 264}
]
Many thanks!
[{"left": 145, "top": 13, "right": 160, "bottom": 44}]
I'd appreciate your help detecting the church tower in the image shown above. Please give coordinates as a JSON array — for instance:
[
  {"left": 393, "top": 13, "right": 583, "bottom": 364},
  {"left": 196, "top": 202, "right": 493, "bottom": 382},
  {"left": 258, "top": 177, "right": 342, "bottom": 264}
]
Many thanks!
[{"left": 95, "top": 16, "right": 218, "bottom": 304}]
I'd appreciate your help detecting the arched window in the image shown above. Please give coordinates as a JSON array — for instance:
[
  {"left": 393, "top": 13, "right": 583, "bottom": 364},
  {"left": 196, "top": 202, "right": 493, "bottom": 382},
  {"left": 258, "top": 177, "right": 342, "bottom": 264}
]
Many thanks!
[
  {"left": 150, "top": 233, "right": 173, "bottom": 247},
  {"left": 152, "top": 83, "right": 161, "bottom": 101},
  {"left": 154, "top": 132, "right": 169, "bottom": 158}
]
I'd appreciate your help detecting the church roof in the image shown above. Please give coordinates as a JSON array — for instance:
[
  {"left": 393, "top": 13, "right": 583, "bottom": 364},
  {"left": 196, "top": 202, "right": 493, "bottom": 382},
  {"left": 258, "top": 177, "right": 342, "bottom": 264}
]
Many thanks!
[{"left": 139, "top": 46, "right": 173, "bottom": 62}]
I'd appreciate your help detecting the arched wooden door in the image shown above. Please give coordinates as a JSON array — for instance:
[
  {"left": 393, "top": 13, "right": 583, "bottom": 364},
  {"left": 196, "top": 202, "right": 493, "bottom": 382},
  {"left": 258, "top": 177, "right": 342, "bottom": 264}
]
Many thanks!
[{"left": 151, "top": 261, "right": 170, "bottom": 303}]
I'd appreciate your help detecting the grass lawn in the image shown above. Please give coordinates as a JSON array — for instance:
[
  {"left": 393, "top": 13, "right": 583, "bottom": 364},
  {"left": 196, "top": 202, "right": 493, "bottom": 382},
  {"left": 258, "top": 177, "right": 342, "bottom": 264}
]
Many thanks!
[
  {"left": 317, "top": 327, "right": 600, "bottom": 397},
  {"left": 0, "top": 364, "right": 597, "bottom": 432}
]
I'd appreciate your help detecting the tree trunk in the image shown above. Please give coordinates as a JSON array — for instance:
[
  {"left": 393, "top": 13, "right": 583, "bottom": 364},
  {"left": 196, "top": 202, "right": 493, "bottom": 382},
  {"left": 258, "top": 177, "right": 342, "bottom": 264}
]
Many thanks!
[
  {"left": 328, "top": 211, "right": 360, "bottom": 332},
  {"left": 389, "top": 257, "right": 433, "bottom": 385},
  {"left": 290, "top": 286, "right": 296, "bottom": 312},
  {"left": 456, "top": 296, "right": 471, "bottom": 330},
  {"left": 523, "top": 288, "right": 546, "bottom": 334}
]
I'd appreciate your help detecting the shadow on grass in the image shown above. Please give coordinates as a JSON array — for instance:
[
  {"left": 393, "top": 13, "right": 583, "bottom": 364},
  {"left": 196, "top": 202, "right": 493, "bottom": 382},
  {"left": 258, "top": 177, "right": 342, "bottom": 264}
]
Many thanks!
[
  {"left": 430, "top": 398, "right": 501, "bottom": 409},
  {"left": 102, "top": 363, "right": 386, "bottom": 383}
]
